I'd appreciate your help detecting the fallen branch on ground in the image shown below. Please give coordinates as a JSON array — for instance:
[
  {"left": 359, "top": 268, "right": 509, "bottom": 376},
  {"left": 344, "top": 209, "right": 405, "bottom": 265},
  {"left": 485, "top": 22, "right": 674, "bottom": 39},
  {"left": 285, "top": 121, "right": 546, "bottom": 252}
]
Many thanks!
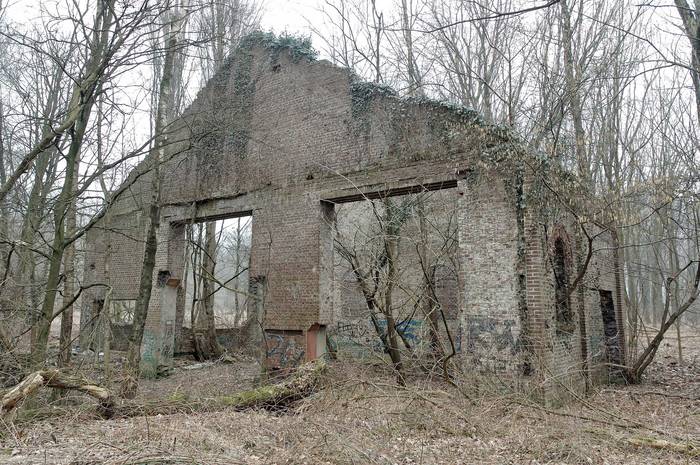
[
  {"left": 113, "top": 360, "right": 327, "bottom": 417},
  {"left": 219, "top": 359, "right": 326, "bottom": 410},
  {"left": 1, "top": 360, "right": 327, "bottom": 421},
  {"left": 115, "top": 359, "right": 327, "bottom": 417},
  {"left": 627, "top": 437, "right": 700, "bottom": 457},
  {"left": 601, "top": 388, "right": 698, "bottom": 401},
  {"left": 0, "top": 369, "right": 115, "bottom": 419}
]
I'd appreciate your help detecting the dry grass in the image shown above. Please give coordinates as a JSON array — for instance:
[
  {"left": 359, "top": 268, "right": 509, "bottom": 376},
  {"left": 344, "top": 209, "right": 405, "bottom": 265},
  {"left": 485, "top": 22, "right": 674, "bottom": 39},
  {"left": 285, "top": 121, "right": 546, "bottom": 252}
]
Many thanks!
[{"left": 1, "top": 338, "right": 698, "bottom": 464}]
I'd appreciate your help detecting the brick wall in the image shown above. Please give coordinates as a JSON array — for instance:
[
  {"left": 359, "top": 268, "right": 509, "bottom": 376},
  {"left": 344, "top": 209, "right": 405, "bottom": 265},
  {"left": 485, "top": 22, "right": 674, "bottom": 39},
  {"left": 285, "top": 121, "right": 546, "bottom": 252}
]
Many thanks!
[
  {"left": 82, "top": 36, "right": 626, "bottom": 395},
  {"left": 329, "top": 190, "right": 461, "bottom": 358},
  {"left": 458, "top": 169, "right": 523, "bottom": 386},
  {"left": 520, "top": 170, "right": 627, "bottom": 403}
]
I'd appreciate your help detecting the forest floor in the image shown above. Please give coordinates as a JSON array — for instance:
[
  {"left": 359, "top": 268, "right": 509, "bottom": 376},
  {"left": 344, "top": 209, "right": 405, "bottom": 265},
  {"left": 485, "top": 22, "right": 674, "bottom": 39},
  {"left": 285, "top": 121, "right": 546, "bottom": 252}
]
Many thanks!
[{"left": 0, "top": 334, "right": 698, "bottom": 464}]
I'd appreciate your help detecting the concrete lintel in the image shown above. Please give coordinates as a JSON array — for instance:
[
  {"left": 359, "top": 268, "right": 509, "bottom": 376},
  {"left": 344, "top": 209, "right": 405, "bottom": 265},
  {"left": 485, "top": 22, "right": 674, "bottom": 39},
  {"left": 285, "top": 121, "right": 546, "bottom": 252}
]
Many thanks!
[
  {"left": 322, "top": 178, "right": 458, "bottom": 204},
  {"left": 161, "top": 197, "right": 255, "bottom": 224}
]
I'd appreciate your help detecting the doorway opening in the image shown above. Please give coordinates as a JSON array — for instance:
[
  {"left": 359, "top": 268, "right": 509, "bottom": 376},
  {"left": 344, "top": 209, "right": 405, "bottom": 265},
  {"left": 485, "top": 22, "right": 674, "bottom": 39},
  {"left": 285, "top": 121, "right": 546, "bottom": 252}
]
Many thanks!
[
  {"left": 327, "top": 188, "right": 460, "bottom": 363},
  {"left": 180, "top": 214, "right": 252, "bottom": 359}
]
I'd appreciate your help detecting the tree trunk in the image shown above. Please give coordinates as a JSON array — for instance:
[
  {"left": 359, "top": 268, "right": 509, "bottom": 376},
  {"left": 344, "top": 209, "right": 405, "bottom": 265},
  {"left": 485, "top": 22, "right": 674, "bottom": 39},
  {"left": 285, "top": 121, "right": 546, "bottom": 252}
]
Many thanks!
[
  {"left": 625, "top": 259, "right": 700, "bottom": 382},
  {"left": 57, "top": 148, "right": 81, "bottom": 367},
  {"left": 194, "top": 221, "right": 224, "bottom": 360},
  {"left": 123, "top": 191, "right": 159, "bottom": 392},
  {"left": 0, "top": 101, "right": 9, "bottom": 290},
  {"left": 123, "top": 10, "right": 181, "bottom": 393},
  {"left": 416, "top": 199, "right": 443, "bottom": 360},
  {"left": 673, "top": 1, "right": 700, "bottom": 122},
  {"left": 30, "top": 98, "right": 91, "bottom": 367},
  {"left": 19, "top": 149, "right": 54, "bottom": 340},
  {"left": 672, "top": 0, "right": 700, "bottom": 368},
  {"left": 400, "top": 0, "right": 422, "bottom": 97},
  {"left": 233, "top": 217, "right": 243, "bottom": 325},
  {"left": 1, "top": 369, "right": 114, "bottom": 419},
  {"left": 30, "top": 0, "right": 115, "bottom": 368},
  {"left": 560, "top": 0, "right": 590, "bottom": 184},
  {"left": 20, "top": 92, "right": 62, "bottom": 342},
  {"left": 383, "top": 199, "right": 404, "bottom": 385}
]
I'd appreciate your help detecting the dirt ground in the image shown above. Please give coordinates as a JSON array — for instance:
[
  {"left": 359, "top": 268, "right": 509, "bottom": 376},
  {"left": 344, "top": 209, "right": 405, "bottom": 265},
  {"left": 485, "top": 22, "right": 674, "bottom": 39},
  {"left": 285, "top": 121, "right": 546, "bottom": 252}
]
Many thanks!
[{"left": 1, "top": 336, "right": 699, "bottom": 464}]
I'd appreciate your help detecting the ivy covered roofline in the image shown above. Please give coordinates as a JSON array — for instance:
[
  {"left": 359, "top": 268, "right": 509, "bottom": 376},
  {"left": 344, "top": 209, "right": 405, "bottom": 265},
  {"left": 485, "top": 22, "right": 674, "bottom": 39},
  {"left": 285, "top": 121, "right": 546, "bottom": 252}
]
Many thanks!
[
  {"left": 345, "top": 74, "right": 542, "bottom": 172},
  {"left": 197, "top": 31, "right": 517, "bottom": 144},
  {"left": 189, "top": 31, "right": 560, "bottom": 176},
  {"left": 231, "top": 31, "right": 514, "bottom": 143},
  {"left": 237, "top": 30, "right": 318, "bottom": 63},
  {"left": 182, "top": 31, "right": 317, "bottom": 114}
]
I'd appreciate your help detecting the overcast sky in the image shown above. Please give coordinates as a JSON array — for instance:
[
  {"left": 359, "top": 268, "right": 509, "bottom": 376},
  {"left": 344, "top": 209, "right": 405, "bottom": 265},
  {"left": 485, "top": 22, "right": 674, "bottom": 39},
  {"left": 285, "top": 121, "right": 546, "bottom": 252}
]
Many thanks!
[
  {"left": 261, "top": 0, "right": 319, "bottom": 35},
  {"left": 4, "top": 0, "right": 325, "bottom": 34}
]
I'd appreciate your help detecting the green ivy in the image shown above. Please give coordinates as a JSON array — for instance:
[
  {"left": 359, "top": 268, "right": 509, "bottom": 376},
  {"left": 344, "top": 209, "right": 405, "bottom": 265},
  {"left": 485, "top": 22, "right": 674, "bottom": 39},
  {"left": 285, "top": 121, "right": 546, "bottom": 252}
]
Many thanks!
[
  {"left": 350, "top": 78, "right": 397, "bottom": 118},
  {"left": 239, "top": 31, "right": 318, "bottom": 63},
  {"left": 228, "top": 49, "right": 254, "bottom": 158}
]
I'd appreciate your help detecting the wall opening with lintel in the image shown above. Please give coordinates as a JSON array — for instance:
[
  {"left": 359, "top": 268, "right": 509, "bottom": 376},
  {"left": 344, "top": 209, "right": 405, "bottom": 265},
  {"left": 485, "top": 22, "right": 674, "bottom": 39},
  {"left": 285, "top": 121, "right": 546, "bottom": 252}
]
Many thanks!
[{"left": 322, "top": 186, "right": 461, "bottom": 366}]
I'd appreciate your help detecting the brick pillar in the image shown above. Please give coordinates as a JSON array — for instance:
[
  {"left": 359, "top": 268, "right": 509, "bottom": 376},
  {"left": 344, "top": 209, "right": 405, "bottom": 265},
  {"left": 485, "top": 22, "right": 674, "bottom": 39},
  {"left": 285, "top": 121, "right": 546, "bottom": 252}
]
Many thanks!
[
  {"left": 520, "top": 169, "right": 548, "bottom": 399},
  {"left": 250, "top": 194, "right": 329, "bottom": 370},
  {"left": 140, "top": 221, "right": 186, "bottom": 377},
  {"left": 457, "top": 170, "right": 521, "bottom": 379}
]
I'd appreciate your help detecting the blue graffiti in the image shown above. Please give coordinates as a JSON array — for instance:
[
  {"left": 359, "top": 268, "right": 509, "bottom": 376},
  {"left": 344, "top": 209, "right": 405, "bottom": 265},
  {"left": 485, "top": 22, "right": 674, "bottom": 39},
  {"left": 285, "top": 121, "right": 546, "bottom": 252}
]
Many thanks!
[{"left": 376, "top": 319, "right": 421, "bottom": 342}]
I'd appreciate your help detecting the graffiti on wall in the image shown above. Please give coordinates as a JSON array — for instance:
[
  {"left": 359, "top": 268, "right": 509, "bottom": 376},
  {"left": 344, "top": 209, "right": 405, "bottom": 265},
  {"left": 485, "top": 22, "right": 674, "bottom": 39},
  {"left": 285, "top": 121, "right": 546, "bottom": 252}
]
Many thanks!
[
  {"left": 140, "top": 330, "right": 158, "bottom": 377},
  {"left": 331, "top": 321, "right": 376, "bottom": 355},
  {"left": 376, "top": 319, "right": 422, "bottom": 346},
  {"left": 464, "top": 316, "right": 518, "bottom": 373},
  {"left": 265, "top": 330, "right": 305, "bottom": 369},
  {"left": 466, "top": 316, "right": 516, "bottom": 353},
  {"left": 331, "top": 315, "right": 464, "bottom": 354}
]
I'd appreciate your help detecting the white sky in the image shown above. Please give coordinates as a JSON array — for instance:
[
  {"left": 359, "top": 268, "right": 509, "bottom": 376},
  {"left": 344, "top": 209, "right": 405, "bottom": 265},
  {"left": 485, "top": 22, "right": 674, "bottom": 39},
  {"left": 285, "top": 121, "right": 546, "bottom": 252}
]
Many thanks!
[
  {"left": 0, "top": 0, "right": 341, "bottom": 197},
  {"left": 4, "top": 0, "right": 326, "bottom": 32},
  {"left": 260, "top": 0, "right": 320, "bottom": 35}
]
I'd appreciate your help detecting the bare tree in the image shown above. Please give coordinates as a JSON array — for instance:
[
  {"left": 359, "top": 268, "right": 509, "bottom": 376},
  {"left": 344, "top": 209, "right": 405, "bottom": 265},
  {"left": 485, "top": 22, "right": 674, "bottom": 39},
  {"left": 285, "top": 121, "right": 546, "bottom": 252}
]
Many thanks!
[
  {"left": 674, "top": 0, "right": 700, "bottom": 120},
  {"left": 123, "top": 4, "right": 185, "bottom": 393}
]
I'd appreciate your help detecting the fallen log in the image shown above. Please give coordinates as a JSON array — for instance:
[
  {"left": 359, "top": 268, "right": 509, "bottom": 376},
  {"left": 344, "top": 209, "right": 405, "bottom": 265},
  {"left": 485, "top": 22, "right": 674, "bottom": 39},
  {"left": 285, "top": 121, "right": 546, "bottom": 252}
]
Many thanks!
[
  {"left": 627, "top": 437, "right": 700, "bottom": 457},
  {"left": 1, "top": 360, "right": 326, "bottom": 421},
  {"left": 113, "top": 359, "right": 328, "bottom": 417},
  {"left": 0, "top": 369, "right": 115, "bottom": 419},
  {"left": 219, "top": 358, "right": 326, "bottom": 411}
]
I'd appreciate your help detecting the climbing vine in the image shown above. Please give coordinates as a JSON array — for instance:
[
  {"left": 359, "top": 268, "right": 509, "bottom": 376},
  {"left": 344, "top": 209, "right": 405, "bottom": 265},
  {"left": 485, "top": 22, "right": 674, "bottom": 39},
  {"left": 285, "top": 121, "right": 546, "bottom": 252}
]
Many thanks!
[{"left": 240, "top": 31, "right": 318, "bottom": 63}]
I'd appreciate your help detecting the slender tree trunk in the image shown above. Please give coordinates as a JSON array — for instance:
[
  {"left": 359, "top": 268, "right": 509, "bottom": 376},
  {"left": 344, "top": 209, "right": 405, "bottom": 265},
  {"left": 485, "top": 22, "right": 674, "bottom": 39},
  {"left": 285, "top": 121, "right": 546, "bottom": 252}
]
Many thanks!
[
  {"left": 669, "top": 232, "right": 683, "bottom": 366},
  {"left": 673, "top": 1, "right": 700, "bottom": 122},
  {"left": 30, "top": 0, "right": 114, "bottom": 367},
  {"left": 124, "top": 185, "right": 160, "bottom": 384},
  {"left": 417, "top": 200, "right": 442, "bottom": 360},
  {"left": 372, "top": 0, "right": 383, "bottom": 83},
  {"left": 19, "top": 149, "right": 54, "bottom": 339},
  {"left": 0, "top": 101, "right": 8, "bottom": 283},
  {"left": 57, "top": 147, "right": 81, "bottom": 367},
  {"left": 383, "top": 199, "right": 404, "bottom": 385},
  {"left": 626, "top": 254, "right": 700, "bottom": 382},
  {"left": 400, "top": 0, "right": 421, "bottom": 97},
  {"left": 31, "top": 95, "right": 91, "bottom": 367},
  {"left": 672, "top": 0, "right": 700, "bottom": 367},
  {"left": 194, "top": 221, "right": 224, "bottom": 360},
  {"left": 19, "top": 71, "right": 63, "bottom": 338},
  {"left": 190, "top": 224, "right": 202, "bottom": 333},
  {"left": 123, "top": 10, "right": 180, "bottom": 390},
  {"left": 560, "top": 0, "right": 590, "bottom": 184},
  {"left": 233, "top": 218, "right": 242, "bottom": 325}
]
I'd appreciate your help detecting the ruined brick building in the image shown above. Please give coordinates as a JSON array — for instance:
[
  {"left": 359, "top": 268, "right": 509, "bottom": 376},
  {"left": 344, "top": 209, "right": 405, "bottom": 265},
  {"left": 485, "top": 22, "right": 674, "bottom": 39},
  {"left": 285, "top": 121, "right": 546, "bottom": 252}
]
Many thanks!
[{"left": 82, "top": 33, "right": 627, "bottom": 401}]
